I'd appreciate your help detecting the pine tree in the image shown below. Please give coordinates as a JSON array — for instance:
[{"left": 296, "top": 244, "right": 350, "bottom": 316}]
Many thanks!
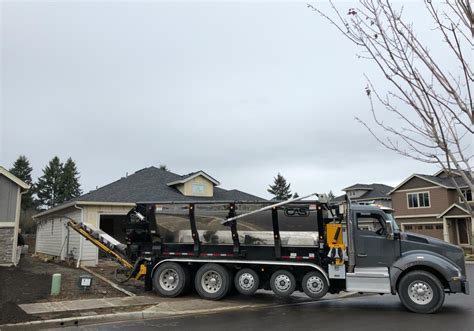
[
  {"left": 36, "top": 156, "right": 64, "bottom": 208},
  {"left": 9, "top": 155, "right": 36, "bottom": 210},
  {"left": 267, "top": 173, "right": 292, "bottom": 200},
  {"left": 293, "top": 192, "right": 299, "bottom": 198},
  {"left": 159, "top": 164, "right": 169, "bottom": 171},
  {"left": 59, "top": 158, "right": 82, "bottom": 202},
  {"left": 328, "top": 190, "right": 336, "bottom": 201}
]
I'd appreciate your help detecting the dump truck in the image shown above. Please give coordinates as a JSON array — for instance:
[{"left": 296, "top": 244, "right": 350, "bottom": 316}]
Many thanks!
[{"left": 68, "top": 193, "right": 469, "bottom": 314}]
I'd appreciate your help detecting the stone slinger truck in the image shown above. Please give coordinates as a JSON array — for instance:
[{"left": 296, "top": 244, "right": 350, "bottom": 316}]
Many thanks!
[{"left": 69, "top": 193, "right": 469, "bottom": 314}]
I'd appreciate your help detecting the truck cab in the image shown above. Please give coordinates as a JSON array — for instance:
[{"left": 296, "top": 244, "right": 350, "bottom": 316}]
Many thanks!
[{"left": 345, "top": 204, "right": 469, "bottom": 313}]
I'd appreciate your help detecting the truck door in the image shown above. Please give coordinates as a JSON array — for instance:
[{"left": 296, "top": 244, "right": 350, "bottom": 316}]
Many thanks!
[{"left": 353, "top": 211, "right": 398, "bottom": 268}]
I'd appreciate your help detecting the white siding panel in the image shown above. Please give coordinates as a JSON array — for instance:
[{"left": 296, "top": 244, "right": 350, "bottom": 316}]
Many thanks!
[{"left": 35, "top": 218, "right": 66, "bottom": 256}]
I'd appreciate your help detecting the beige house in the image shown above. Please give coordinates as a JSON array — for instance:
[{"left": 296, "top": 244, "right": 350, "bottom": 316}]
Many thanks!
[
  {"left": 34, "top": 167, "right": 263, "bottom": 266},
  {"left": 389, "top": 170, "right": 473, "bottom": 249},
  {"left": 0, "top": 166, "right": 30, "bottom": 266}
]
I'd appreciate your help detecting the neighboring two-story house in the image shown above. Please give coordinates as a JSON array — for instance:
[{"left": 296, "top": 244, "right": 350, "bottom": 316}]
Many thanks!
[
  {"left": 333, "top": 183, "right": 393, "bottom": 208},
  {"left": 389, "top": 170, "right": 473, "bottom": 248}
]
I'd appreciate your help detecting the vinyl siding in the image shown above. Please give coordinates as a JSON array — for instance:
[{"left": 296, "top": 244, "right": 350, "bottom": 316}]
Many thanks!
[
  {"left": 0, "top": 176, "right": 19, "bottom": 223},
  {"left": 35, "top": 217, "right": 66, "bottom": 257}
]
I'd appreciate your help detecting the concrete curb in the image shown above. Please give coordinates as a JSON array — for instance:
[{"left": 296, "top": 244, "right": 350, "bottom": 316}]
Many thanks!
[{"left": 0, "top": 292, "right": 359, "bottom": 330}]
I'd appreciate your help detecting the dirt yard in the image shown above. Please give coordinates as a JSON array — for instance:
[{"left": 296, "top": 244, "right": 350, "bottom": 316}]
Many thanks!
[{"left": 0, "top": 255, "right": 127, "bottom": 325}]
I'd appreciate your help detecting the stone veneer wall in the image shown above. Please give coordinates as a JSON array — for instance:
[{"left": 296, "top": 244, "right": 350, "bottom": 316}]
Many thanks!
[{"left": 0, "top": 227, "right": 14, "bottom": 265}]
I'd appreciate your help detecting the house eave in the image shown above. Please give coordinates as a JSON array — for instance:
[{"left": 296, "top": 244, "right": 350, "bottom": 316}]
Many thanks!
[{"left": 34, "top": 201, "right": 136, "bottom": 219}]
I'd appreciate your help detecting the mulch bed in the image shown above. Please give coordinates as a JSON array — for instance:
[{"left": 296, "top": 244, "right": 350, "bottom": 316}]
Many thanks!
[{"left": 0, "top": 255, "right": 126, "bottom": 325}]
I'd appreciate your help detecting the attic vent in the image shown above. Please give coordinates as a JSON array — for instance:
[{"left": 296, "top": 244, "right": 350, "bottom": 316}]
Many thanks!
[{"left": 406, "top": 234, "right": 429, "bottom": 244}]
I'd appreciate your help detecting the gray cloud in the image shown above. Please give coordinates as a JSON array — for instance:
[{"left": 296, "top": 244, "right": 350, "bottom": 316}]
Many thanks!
[{"left": 1, "top": 1, "right": 441, "bottom": 199}]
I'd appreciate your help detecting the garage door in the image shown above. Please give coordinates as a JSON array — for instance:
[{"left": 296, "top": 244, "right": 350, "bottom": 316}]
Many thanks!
[{"left": 402, "top": 223, "right": 444, "bottom": 240}]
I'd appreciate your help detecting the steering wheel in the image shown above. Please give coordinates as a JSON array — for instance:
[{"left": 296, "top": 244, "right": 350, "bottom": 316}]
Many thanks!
[{"left": 375, "top": 227, "right": 384, "bottom": 235}]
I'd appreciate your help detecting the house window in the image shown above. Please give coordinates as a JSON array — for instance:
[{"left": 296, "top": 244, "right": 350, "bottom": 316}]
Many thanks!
[
  {"left": 407, "top": 192, "right": 430, "bottom": 208},
  {"left": 404, "top": 225, "right": 413, "bottom": 230},
  {"left": 435, "top": 224, "right": 443, "bottom": 230},
  {"left": 460, "top": 189, "right": 473, "bottom": 203},
  {"left": 192, "top": 183, "right": 205, "bottom": 194},
  {"left": 424, "top": 225, "right": 433, "bottom": 230}
]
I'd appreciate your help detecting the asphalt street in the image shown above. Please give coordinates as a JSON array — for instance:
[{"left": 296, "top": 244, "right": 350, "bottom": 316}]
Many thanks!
[{"left": 55, "top": 264, "right": 473, "bottom": 331}]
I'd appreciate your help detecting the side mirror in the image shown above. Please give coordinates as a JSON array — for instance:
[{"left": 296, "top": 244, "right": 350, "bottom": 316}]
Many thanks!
[{"left": 386, "top": 220, "right": 394, "bottom": 240}]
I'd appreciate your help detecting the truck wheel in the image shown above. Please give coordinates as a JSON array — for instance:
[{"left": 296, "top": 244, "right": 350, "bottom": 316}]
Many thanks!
[
  {"left": 302, "top": 271, "right": 328, "bottom": 299},
  {"left": 195, "top": 263, "right": 232, "bottom": 300},
  {"left": 234, "top": 268, "right": 260, "bottom": 295},
  {"left": 270, "top": 270, "right": 296, "bottom": 298},
  {"left": 397, "top": 270, "right": 445, "bottom": 314},
  {"left": 153, "top": 262, "right": 189, "bottom": 297}
]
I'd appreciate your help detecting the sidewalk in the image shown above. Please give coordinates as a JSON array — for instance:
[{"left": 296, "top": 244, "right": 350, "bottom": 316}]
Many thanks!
[{"left": 0, "top": 291, "right": 358, "bottom": 330}]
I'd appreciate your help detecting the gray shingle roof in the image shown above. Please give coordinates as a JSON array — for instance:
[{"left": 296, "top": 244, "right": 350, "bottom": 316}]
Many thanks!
[
  {"left": 332, "top": 183, "right": 393, "bottom": 203},
  {"left": 74, "top": 167, "right": 265, "bottom": 203},
  {"left": 356, "top": 183, "right": 393, "bottom": 199},
  {"left": 417, "top": 174, "right": 470, "bottom": 188}
]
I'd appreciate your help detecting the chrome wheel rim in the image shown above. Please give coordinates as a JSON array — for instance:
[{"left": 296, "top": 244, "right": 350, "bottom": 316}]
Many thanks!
[
  {"left": 408, "top": 281, "right": 433, "bottom": 305},
  {"left": 202, "top": 271, "right": 223, "bottom": 293},
  {"left": 238, "top": 272, "right": 255, "bottom": 290},
  {"left": 275, "top": 274, "right": 291, "bottom": 292},
  {"left": 159, "top": 268, "right": 179, "bottom": 291},
  {"left": 306, "top": 276, "right": 324, "bottom": 294}
]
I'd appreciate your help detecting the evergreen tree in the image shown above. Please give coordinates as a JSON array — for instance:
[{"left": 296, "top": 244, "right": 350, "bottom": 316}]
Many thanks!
[
  {"left": 9, "top": 155, "right": 36, "bottom": 209},
  {"left": 159, "top": 164, "right": 169, "bottom": 171},
  {"left": 293, "top": 192, "right": 299, "bottom": 198},
  {"left": 267, "top": 173, "right": 292, "bottom": 200},
  {"left": 59, "top": 158, "right": 82, "bottom": 202},
  {"left": 36, "top": 156, "right": 64, "bottom": 208},
  {"left": 328, "top": 190, "right": 336, "bottom": 201}
]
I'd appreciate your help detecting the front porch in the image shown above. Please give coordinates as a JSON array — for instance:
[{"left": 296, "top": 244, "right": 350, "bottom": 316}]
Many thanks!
[{"left": 440, "top": 204, "right": 473, "bottom": 252}]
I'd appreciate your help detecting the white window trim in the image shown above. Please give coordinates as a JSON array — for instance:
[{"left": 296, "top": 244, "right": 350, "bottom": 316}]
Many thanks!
[
  {"left": 459, "top": 189, "right": 473, "bottom": 203},
  {"left": 407, "top": 191, "right": 431, "bottom": 209}
]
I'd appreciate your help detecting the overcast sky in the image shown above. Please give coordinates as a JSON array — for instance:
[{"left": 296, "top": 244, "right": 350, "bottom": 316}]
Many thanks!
[{"left": 0, "top": 1, "right": 444, "bottom": 199}]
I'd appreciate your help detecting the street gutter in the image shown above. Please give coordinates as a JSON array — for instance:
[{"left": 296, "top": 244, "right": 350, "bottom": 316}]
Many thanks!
[{"left": 0, "top": 292, "right": 358, "bottom": 330}]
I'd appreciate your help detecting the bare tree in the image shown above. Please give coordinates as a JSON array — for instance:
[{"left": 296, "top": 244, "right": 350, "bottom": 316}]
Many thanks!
[{"left": 308, "top": 1, "right": 473, "bottom": 212}]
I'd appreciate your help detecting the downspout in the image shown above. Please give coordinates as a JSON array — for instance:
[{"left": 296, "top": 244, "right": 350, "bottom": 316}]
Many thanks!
[{"left": 74, "top": 204, "right": 84, "bottom": 268}]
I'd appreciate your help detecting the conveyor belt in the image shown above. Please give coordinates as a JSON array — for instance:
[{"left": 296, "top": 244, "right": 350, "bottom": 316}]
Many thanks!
[{"left": 67, "top": 220, "right": 134, "bottom": 270}]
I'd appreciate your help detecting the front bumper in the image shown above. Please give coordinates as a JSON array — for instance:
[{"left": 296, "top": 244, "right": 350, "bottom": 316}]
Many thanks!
[
  {"left": 462, "top": 280, "right": 470, "bottom": 295},
  {"left": 449, "top": 277, "right": 469, "bottom": 294}
]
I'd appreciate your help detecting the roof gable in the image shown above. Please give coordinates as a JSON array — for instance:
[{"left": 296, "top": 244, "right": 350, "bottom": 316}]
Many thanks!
[
  {"left": 389, "top": 174, "right": 448, "bottom": 194},
  {"left": 343, "top": 183, "right": 393, "bottom": 200},
  {"left": 0, "top": 166, "right": 30, "bottom": 190},
  {"left": 438, "top": 203, "right": 471, "bottom": 218},
  {"left": 167, "top": 171, "right": 220, "bottom": 186}
]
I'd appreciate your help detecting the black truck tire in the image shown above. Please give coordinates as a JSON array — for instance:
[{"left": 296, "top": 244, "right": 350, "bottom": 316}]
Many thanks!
[
  {"left": 302, "top": 271, "right": 328, "bottom": 299},
  {"left": 195, "top": 263, "right": 232, "bottom": 300},
  {"left": 153, "top": 262, "right": 189, "bottom": 297},
  {"left": 234, "top": 268, "right": 260, "bottom": 295},
  {"left": 270, "top": 270, "right": 296, "bottom": 298},
  {"left": 397, "top": 270, "right": 445, "bottom": 314}
]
